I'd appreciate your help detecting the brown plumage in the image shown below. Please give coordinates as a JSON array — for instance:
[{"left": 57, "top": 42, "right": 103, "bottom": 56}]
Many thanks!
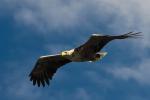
[
  {"left": 29, "top": 32, "right": 142, "bottom": 87},
  {"left": 29, "top": 55, "right": 71, "bottom": 87},
  {"left": 75, "top": 32, "right": 142, "bottom": 57}
]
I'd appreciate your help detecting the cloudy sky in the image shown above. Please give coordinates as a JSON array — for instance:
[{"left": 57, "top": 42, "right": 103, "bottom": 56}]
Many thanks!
[{"left": 1, "top": 0, "right": 150, "bottom": 100}]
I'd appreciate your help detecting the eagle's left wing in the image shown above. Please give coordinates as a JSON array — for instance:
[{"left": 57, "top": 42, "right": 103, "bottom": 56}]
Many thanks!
[
  {"left": 75, "top": 32, "right": 142, "bottom": 55},
  {"left": 29, "top": 54, "right": 71, "bottom": 87}
]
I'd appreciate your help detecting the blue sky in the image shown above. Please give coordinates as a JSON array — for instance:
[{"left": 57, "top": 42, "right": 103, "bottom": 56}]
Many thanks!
[{"left": 1, "top": 0, "right": 150, "bottom": 100}]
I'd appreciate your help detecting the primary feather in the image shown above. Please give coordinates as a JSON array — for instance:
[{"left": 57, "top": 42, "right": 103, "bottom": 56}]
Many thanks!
[{"left": 29, "top": 54, "right": 71, "bottom": 87}]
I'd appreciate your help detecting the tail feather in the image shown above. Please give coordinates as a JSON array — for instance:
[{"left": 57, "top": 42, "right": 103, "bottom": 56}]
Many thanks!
[{"left": 114, "top": 32, "right": 142, "bottom": 39}]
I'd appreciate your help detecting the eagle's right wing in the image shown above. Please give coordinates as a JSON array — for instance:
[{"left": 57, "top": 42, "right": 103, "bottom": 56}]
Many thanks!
[
  {"left": 75, "top": 32, "right": 142, "bottom": 55},
  {"left": 29, "top": 54, "right": 71, "bottom": 87}
]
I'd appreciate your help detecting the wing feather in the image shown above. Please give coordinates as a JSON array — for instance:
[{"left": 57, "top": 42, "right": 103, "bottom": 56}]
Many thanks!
[
  {"left": 75, "top": 32, "right": 142, "bottom": 55},
  {"left": 29, "top": 54, "right": 71, "bottom": 87}
]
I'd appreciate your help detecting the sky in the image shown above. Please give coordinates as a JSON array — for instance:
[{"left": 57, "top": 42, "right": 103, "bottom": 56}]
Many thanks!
[{"left": 1, "top": 0, "right": 150, "bottom": 100}]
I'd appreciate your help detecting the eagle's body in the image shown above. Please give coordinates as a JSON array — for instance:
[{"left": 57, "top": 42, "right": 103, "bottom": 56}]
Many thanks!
[
  {"left": 29, "top": 32, "right": 142, "bottom": 87},
  {"left": 61, "top": 49, "right": 107, "bottom": 62}
]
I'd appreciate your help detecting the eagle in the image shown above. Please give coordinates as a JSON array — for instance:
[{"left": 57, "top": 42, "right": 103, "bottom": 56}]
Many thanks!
[{"left": 29, "top": 32, "right": 142, "bottom": 87}]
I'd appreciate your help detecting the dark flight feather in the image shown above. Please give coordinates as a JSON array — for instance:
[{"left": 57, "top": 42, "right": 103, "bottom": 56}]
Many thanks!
[
  {"left": 75, "top": 32, "right": 142, "bottom": 56},
  {"left": 29, "top": 54, "right": 71, "bottom": 87}
]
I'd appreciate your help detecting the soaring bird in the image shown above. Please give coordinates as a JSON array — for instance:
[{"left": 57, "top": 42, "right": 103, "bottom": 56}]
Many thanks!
[{"left": 29, "top": 32, "right": 142, "bottom": 87}]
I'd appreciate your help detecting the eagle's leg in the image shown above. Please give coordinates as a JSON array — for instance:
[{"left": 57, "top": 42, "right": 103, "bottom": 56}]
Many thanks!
[{"left": 91, "top": 52, "right": 107, "bottom": 62}]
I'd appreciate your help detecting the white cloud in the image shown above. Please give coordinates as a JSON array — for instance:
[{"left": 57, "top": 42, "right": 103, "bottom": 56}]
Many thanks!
[
  {"left": 14, "top": 8, "right": 45, "bottom": 32},
  {"left": 13, "top": 0, "right": 86, "bottom": 33},
  {"left": 75, "top": 88, "right": 91, "bottom": 100},
  {"left": 1, "top": 0, "right": 149, "bottom": 39},
  {"left": 84, "top": 70, "right": 112, "bottom": 88},
  {"left": 4, "top": 0, "right": 148, "bottom": 48},
  {"left": 48, "top": 88, "right": 91, "bottom": 100},
  {"left": 1, "top": 61, "right": 41, "bottom": 100},
  {"left": 108, "top": 59, "right": 150, "bottom": 85}
]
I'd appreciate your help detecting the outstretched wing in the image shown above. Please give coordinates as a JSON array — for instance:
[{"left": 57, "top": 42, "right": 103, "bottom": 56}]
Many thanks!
[
  {"left": 29, "top": 54, "right": 71, "bottom": 87},
  {"left": 75, "top": 32, "right": 142, "bottom": 55}
]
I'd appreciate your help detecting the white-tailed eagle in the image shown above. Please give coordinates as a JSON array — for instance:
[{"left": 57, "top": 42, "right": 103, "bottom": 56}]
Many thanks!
[{"left": 29, "top": 32, "right": 142, "bottom": 87}]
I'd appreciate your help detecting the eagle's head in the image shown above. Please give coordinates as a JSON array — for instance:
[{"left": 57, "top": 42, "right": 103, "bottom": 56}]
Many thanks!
[
  {"left": 61, "top": 49, "right": 74, "bottom": 57},
  {"left": 91, "top": 52, "right": 108, "bottom": 62}
]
